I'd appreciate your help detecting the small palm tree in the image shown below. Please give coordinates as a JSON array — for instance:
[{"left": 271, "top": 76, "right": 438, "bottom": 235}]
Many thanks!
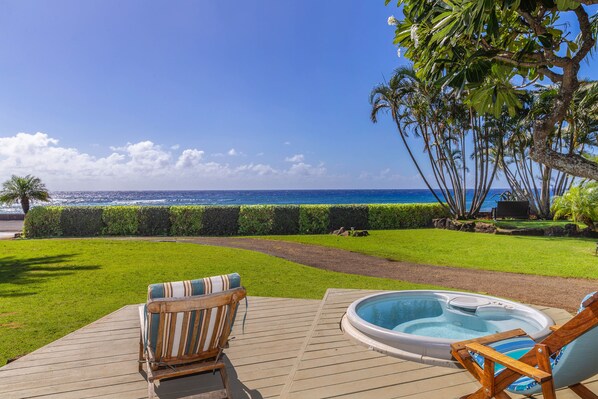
[
  {"left": 0, "top": 175, "right": 51, "bottom": 214},
  {"left": 552, "top": 183, "right": 598, "bottom": 230}
]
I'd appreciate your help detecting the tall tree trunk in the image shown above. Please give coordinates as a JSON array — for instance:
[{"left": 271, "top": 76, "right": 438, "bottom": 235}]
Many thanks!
[{"left": 20, "top": 197, "right": 30, "bottom": 214}]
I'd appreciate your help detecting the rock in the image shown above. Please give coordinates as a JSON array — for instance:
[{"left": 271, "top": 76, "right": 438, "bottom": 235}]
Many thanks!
[
  {"left": 544, "top": 226, "right": 565, "bottom": 237},
  {"left": 332, "top": 227, "right": 346, "bottom": 235},
  {"left": 340, "top": 231, "right": 350, "bottom": 237},
  {"left": 353, "top": 230, "right": 369, "bottom": 237},
  {"left": 563, "top": 223, "right": 579, "bottom": 236},
  {"left": 579, "top": 227, "right": 598, "bottom": 238},
  {"left": 510, "top": 228, "right": 545, "bottom": 236},
  {"left": 459, "top": 221, "right": 476, "bottom": 233},
  {"left": 433, "top": 218, "right": 449, "bottom": 229},
  {"left": 474, "top": 222, "right": 496, "bottom": 234}
]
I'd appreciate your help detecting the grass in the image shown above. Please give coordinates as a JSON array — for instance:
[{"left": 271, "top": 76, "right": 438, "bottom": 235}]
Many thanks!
[
  {"left": 477, "top": 219, "right": 584, "bottom": 230},
  {"left": 0, "top": 239, "right": 441, "bottom": 365},
  {"left": 263, "top": 229, "right": 598, "bottom": 279}
]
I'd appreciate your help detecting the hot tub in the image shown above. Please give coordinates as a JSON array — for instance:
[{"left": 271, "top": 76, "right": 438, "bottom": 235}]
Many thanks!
[{"left": 341, "top": 290, "right": 554, "bottom": 368}]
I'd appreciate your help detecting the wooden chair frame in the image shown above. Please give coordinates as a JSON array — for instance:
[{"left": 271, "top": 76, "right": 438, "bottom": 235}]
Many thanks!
[
  {"left": 451, "top": 292, "right": 598, "bottom": 399},
  {"left": 139, "top": 287, "right": 247, "bottom": 399}
]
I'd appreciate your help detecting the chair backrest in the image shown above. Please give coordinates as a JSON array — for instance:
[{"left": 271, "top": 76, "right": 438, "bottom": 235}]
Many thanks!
[
  {"left": 549, "top": 292, "right": 598, "bottom": 389},
  {"left": 144, "top": 273, "right": 245, "bottom": 365}
]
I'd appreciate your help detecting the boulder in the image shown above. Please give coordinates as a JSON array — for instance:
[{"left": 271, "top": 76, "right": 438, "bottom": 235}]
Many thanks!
[
  {"left": 563, "top": 223, "right": 579, "bottom": 237},
  {"left": 474, "top": 222, "right": 497, "bottom": 234},
  {"left": 353, "top": 230, "right": 369, "bottom": 237},
  {"left": 544, "top": 226, "right": 565, "bottom": 237},
  {"left": 332, "top": 227, "right": 346, "bottom": 235}
]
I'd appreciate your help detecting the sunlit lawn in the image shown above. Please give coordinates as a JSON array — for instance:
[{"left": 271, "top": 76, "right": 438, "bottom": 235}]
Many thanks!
[
  {"left": 264, "top": 229, "right": 598, "bottom": 279},
  {"left": 0, "top": 239, "right": 440, "bottom": 365}
]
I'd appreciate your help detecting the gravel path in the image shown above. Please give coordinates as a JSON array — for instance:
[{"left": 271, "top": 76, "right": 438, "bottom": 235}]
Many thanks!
[{"left": 178, "top": 237, "right": 596, "bottom": 312}]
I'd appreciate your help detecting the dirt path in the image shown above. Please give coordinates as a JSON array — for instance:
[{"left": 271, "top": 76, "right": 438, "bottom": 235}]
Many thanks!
[{"left": 176, "top": 237, "right": 595, "bottom": 312}]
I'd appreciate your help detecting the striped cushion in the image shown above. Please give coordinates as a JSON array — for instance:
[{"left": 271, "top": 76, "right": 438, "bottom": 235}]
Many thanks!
[{"left": 144, "top": 273, "right": 241, "bottom": 362}]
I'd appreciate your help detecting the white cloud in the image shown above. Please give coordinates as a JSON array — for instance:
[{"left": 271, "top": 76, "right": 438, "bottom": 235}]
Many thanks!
[
  {"left": 0, "top": 132, "right": 333, "bottom": 189},
  {"left": 287, "top": 162, "right": 326, "bottom": 177},
  {"left": 228, "top": 148, "right": 238, "bottom": 156},
  {"left": 285, "top": 154, "right": 305, "bottom": 163},
  {"left": 171, "top": 144, "right": 180, "bottom": 150},
  {"left": 235, "top": 163, "right": 277, "bottom": 176},
  {"left": 176, "top": 149, "right": 204, "bottom": 169}
]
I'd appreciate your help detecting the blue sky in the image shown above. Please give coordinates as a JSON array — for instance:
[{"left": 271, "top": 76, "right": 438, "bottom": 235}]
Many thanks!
[{"left": 0, "top": 1, "right": 595, "bottom": 190}]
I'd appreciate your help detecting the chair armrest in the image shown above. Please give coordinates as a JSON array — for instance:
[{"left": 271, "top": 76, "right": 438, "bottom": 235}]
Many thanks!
[
  {"left": 465, "top": 342, "right": 552, "bottom": 383},
  {"left": 549, "top": 325, "right": 562, "bottom": 332},
  {"left": 451, "top": 328, "right": 528, "bottom": 352},
  {"left": 582, "top": 292, "right": 598, "bottom": 308}
]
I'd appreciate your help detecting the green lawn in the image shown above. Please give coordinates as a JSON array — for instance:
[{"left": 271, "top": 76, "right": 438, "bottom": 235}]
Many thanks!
[
  {"left": 263, "top": 229, "right": 598, "bottom": 279},
  {"left": 477, "top": 219, "right": 584, "bottom": 230},
  {"left": 0, "top": 239, "right": 440, "bottom": 365}
]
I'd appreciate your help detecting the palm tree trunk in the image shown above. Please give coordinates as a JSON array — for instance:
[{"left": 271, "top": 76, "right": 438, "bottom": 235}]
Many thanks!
[{"left": 20, "top": 197, "right": 30, "bottom": 214}]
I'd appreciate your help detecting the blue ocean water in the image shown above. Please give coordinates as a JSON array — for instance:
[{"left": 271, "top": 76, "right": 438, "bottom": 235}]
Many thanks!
[{"left": 0, "top": 189, "right": 507, "bottom": 213}]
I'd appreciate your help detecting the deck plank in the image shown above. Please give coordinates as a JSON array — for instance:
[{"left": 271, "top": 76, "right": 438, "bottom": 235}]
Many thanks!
[{"left": 0, "top": 289, "right": 587, "bottom": 399}]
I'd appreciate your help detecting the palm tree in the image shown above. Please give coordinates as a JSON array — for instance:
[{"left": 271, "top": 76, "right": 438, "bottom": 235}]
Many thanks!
[
  {"left": 0, "top": 175, "right": 51, "bottom": 214},
  {"left": 370, "top": 66, "right": 502, "bottom": 219}
]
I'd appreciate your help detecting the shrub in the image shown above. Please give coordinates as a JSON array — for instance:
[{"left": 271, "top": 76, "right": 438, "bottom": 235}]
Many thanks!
[
  {"left": 60, "top": 207, "right": 103, "bottom": 237},
  {"left": 170, "top": 206, "right": 204, "bottom": 236},
  {"left": 271, "top": 205, "right": 300, "bottom": 235},
  {"left": 102, "top": 206, "right": 139, "bottom": 235},
  {"left": 138, "top": 207, "right": 171, "bottom": 236},
  {"left": 368, "top": 203, "right": 449, "bottom": 229},
  {"left": 328, "top": 205, "right": 369, "bottom": 230},
  {"left": 24, "top": 206, "right": 63, "bottom": 238},
  {"left": 200, "top": 206, "right": 240, "bottom": 236},
  {"left": 238, "top": 205, "right": 275, "bottom": 235},
  {"left": 299, "top": 205, "right": 330, "bottom": 234}
]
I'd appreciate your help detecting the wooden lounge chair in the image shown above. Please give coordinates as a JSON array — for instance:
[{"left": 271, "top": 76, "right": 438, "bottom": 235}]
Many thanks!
[
  {"left": 138, "top": 273, "right": 246, "bottom": 398},
  {"left": 451, "top": 292, "right": 598, "bottom": 399}
]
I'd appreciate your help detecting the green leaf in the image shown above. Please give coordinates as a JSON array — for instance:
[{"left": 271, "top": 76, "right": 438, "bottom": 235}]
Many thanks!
[{"left": 556, "top": 0, "right": 580, "bottom": 10}]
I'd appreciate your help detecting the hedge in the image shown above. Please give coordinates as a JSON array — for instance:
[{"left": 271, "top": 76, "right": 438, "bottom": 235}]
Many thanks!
[
  {"left": 60, "top": 207, "right": 103, "bottom": 237},
  {"left": 238, "top": 205, "right": 275, "bottom": 235},
  {"left": 271, "top": 205, "right": 300, "bottom": 235},
  {"left": 23, "top": 203, "right": 448, "bottom": 238},
  {"left": 200, "top": 206, "right": 240, "bottom": 236},
  {"left": 102, "top": 206, "right": 139, "bottom": 235},
  {"left": 170, "top": 206, "right": 204, "bottom": 236},
  {"left": 299, "top": 205, "right": 330, "bottom": 234},
  {"left": 368, "top": 203, "right": 449, "bottom": 229},
  {"left": 138, "top": 206, "right": 171, "bottom": 236},
  {"left": 328, "top": 205, "right": 369, "bottom": 230},
  {"left": 24, "top": 206, "right": 63, "bottom": 238}
]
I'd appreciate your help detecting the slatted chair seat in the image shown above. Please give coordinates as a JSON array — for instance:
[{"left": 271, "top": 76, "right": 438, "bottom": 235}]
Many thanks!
[{"left": 138, "top": 273, "right": 246, "bottom": 399}]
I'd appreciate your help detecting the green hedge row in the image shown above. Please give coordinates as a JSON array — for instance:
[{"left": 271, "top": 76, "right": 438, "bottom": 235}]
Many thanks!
[{"left": 23, "top": 203, "right": 449, "bottom": 238}]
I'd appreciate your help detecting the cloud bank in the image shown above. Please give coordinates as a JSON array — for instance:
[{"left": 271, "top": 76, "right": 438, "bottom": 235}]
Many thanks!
[{"left": 0, "top": 132, "right": 330, "bottom": 190}]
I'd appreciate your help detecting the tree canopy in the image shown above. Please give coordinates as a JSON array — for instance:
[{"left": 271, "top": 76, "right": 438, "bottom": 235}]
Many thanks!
[
  {"left": 386, "top": 0, "right": 598, "bottom": 180},
  {"left": 0, "top": 175, "right": 50, "bottom": 214}
]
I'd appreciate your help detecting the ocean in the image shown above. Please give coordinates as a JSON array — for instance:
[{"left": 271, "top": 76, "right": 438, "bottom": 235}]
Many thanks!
[{"left": 0, "top": 189, "right": 507, "bottom": 213}]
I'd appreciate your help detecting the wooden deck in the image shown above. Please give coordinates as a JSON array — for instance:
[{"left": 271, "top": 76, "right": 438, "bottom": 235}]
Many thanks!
[{"left": 0, "top": 289, "right": 596, "bottom": 399}]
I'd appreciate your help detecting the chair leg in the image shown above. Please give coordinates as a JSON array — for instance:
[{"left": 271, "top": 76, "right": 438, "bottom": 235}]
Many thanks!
[
  {"left": 138, "top": 334, "right": 144, "bottom": 373},
  {"left": 219, "top": 364, "right": 232, "bottom": 399},
  {"left": 148, "top": 380, "right": 155, "bottom": 399},
  {"left": 570, "top": 383, "right": 598, "bottom": 399}
]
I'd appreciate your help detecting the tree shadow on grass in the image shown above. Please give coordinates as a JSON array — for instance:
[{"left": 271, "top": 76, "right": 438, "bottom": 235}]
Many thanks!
[{"left": 0, "top": 254, "right": 101, "bottom": 297}]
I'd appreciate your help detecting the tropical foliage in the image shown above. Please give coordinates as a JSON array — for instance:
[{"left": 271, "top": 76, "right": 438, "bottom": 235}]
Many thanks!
[
  {"left": 493, "top": 80, "right": 598, "bottom": 218},
  {"left": 370, "top": 66, "right": 502, "bottom": 219},
  {"left": 0, "top": 174, "right": 50, "bottom": 214},
  {"left": 386, "top": 0, "right": 598, "bottom": 180},
  {"left": 552, "top": 182, "right": 598, "bottom": 230}
]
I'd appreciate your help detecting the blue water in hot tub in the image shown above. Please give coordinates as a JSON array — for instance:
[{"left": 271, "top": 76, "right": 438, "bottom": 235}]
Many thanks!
[{"left": 356, "top": 297, "right": 542, "bottom": 341}]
